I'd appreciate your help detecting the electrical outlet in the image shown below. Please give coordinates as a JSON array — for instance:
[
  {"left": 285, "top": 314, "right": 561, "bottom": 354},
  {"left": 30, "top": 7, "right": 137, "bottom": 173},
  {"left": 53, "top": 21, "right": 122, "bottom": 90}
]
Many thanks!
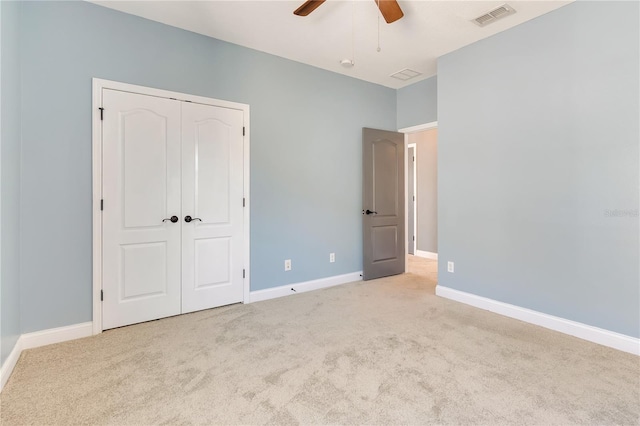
[
  {"left": 447, "top": 261, "right": 454, "bottom": 273},
  {"left": 284, "top": 259, "right": 292, "bottom": 271},
  {"left": 329, "top": 253, "right": 335, "bottom": 263}
]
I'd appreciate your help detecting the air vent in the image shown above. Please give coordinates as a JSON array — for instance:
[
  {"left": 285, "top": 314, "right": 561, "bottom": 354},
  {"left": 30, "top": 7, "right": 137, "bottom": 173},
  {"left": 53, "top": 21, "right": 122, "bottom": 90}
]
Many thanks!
[
  {"left": 390, "top": 68, "right": 422, "bottom": 81},
  {"left": 472, "top": 4, "right": 516, "bottom": 27}
]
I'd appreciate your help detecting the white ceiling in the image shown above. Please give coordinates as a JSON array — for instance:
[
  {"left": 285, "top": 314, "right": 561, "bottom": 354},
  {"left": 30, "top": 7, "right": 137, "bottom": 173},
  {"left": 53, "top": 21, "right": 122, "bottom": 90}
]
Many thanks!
[{"left": 90, "top": 0, "right": 573, "bottom": 89}]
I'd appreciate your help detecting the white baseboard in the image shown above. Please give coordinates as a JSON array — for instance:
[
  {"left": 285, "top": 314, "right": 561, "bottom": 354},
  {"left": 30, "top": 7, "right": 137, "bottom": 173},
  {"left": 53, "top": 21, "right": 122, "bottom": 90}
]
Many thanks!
[
  {"left": 249, "top": 272, "right": 362, "bottom": 303},
  {"left": 416, "top": 250, "right": 438, "bottom": 260},
  {"left": 20, "top": 322, "right": 93, "bottom": 351},
  {"left": 0, "top": 321, "right": 93, "bottom": 392},
  {"left": 436, "top": 286, "right": 639, "bottom": 356},
  {"left": 0, "top": 338, "right": 23, "bottom": 391}
]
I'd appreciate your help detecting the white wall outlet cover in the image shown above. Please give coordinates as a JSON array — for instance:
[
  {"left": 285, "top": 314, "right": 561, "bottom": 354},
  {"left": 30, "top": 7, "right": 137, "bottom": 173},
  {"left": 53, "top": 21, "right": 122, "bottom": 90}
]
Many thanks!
[
  {"left": 447, "top": 261, "right": 454, "bottom": 273},
  {"left": 330, "top": 253, "right": 335, "bottom": 263},
  {"left": 285, "top": 259, "right": 292, "bottom": 271}
]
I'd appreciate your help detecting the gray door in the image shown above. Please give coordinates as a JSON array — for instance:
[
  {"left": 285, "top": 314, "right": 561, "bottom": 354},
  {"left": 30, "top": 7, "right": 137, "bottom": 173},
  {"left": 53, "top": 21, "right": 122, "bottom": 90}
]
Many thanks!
[
  {"left": 362, "top": 128, "right": 405, "bottom": 280},
  {"left": 407, "top": 145, "right": 416, "bottom": 255}
]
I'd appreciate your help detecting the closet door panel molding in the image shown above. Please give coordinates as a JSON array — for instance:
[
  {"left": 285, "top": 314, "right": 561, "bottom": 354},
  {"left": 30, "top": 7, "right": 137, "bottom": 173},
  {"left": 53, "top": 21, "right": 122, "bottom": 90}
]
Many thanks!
[{"left": 181, "top": 102, "right": 245, "bottom": 314}]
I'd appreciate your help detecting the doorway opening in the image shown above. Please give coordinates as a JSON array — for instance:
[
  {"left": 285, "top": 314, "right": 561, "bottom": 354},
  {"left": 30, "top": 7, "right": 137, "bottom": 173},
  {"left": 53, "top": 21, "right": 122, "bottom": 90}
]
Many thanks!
[{"left": 399, "top": 122, "right": 438, "bottom": 280}]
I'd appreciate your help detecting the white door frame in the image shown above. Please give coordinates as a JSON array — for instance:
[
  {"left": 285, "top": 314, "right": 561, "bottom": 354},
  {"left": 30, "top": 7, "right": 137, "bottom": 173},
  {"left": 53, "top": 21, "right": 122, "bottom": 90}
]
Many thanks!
[
  {"left": 91, "top": 78, "right": 251, "bottom": 335},
  {"left": 407, "top": 143, "right": 417, "bottom": 255},
  {"left": 398, "top": 121, "right": 438, "bottom": 267}
]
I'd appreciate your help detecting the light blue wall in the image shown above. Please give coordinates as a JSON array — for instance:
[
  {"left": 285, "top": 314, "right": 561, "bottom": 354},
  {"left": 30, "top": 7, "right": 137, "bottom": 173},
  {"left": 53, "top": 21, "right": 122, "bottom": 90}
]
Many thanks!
[
  {"left": 1, "top": 0, "right": 22, "bottom": 364},
  {"left": 18, "top": 1, "right": 396, "bottom": 333},
  {"left": 397, "top": 76, "right": 437, "bottom": 129},
  {"left": 438, "top": 1, "right": 639, "bottom": 337}
]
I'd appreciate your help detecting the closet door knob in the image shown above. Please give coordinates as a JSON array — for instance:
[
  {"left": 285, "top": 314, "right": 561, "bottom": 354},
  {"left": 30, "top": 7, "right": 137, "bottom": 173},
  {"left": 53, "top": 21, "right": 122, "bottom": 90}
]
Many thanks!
[
  {"left": 184, "top": 216, "right": 202, "bottom": 223},
  {"left": 162, "top": 216, "right": 179, "bottom": 223}
]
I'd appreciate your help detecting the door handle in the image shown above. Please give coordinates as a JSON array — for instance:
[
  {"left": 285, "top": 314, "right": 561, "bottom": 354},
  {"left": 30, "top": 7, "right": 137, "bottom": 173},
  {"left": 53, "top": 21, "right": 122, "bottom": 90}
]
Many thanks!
[
  {"left": 364, "top": 209, "right": 378, "bottom": 215},
  {"left": 184, "top": 215, "right": 202, "bottom": 223},
  {"left": 162, "top": 216, "right": 179, "bottom": 223}
]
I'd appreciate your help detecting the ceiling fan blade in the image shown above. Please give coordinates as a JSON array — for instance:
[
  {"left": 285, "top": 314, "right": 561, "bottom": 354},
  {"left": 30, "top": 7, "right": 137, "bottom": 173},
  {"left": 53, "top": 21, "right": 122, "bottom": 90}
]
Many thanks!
[
  {"left": 294, "top": 0, "right": 326, "bottom": 16},
  {"left": 376, "top": 0, "right": 404, "bottom": 23}
]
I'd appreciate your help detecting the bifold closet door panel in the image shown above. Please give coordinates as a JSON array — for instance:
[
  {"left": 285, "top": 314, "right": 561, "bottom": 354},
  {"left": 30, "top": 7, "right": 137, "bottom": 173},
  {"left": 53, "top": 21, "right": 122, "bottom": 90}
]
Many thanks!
[
  {"left": 181, "top": 102, "right": 244, "bottom": 314},
  {"left": 102, "top": 89, "right": 182, "bottom": 330}
]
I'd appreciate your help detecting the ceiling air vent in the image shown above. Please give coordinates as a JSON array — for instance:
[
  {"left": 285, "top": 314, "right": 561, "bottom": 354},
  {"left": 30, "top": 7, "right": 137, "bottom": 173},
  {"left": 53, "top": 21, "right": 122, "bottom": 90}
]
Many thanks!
[
  {"left": 390, "top": 68, "right": 422, "bottom": 81},
  {"left": 472, "top": 4, "right": 516, "bottom": 27}
]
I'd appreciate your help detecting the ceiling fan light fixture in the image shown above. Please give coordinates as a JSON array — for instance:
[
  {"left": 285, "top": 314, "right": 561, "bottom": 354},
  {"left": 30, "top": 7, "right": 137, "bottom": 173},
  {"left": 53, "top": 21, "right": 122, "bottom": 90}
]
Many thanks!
[{"left": 340, "top": 59, "right": 355, "bottom": 68}]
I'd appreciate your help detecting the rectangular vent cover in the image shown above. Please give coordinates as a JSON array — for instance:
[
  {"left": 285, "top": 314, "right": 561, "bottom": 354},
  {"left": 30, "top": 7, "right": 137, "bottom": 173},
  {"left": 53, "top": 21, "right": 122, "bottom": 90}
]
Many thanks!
[
  {"left": 390, "top": 68, "right": 422, "bottom": 81},
  {"left": 472, "top": 4, "right": 516, "bottom": 27}
]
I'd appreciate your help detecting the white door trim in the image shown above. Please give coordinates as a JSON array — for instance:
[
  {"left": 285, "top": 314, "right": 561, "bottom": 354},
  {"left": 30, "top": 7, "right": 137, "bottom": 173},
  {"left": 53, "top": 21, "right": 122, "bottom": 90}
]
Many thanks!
[
  {"left": 400, "top": 121, "right": 437, "bottom": 263},
  {"left": 92, "top": 78, "right": 251, "bottom": 335},
  {"left": 398, "top": 121, "right": 438, "bottom": 134},
  {"left": 408, "top": 143, "right": 417, "bottom": 255}
]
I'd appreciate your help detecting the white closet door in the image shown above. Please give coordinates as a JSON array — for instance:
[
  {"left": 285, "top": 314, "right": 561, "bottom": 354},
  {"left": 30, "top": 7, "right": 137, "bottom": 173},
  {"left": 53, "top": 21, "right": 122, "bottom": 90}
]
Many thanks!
[
  {"left": 102, "top": 90, "right": 182, "bottom": 330},
  {"left": 181, "top": 102, "right": 244, "bottom": 313}
]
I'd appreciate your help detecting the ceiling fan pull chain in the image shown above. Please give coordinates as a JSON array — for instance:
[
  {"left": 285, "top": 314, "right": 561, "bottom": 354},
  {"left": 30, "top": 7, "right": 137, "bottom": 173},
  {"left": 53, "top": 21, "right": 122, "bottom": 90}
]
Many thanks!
[
  {"left": 376, "top": 0, "right": 381, "bottom": 52},
  {"left": 352, "top": 0, "right": 356, "bottom": 64}
]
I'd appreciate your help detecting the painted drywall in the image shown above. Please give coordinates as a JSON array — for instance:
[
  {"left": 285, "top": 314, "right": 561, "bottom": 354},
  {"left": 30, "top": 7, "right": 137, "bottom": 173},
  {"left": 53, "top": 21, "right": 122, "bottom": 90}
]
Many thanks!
[
  {"left": 18, "top": 1, "right": 396, "bottom": 333},
  {"left": 397, "top": 76, "right": 437, "bottom": 130},
  {"left": 438, "top": 1, "right": 639, "bottom": 337},
  {"left": 1, "top": 0, "right": 22, "bottom": 364},
  {"left": 409, "top": 129, "right": 437, "bottom": 253}
]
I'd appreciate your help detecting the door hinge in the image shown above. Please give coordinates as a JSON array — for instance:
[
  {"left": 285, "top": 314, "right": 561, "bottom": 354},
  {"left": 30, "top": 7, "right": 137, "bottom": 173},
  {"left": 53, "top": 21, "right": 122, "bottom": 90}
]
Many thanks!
[
  {"left": 243, "top": 198, "right": 246, "bottom": 207},
  {"left": 100, "top": 290, "right": 103, "bottom": 301},
  {"left": 413, "top": 236, "right": 415, "bottom": 241},
  {"left": 413, "top": 156, "right": 415, "bottom": 162},
  {"left": 243, "top": 127, "right": 245, "bottom": 136},
  {"left": 413, "top": 196, "right": 415, "bottom": 201},
  {"left": 99, "top": 107, "right": 104, "bottom": 121},
  {"left": 243, "top": 269, "right": 246, "bottom": 278},
  {"left": 100, "top": 199, "right": 104, "bottom": 211}
]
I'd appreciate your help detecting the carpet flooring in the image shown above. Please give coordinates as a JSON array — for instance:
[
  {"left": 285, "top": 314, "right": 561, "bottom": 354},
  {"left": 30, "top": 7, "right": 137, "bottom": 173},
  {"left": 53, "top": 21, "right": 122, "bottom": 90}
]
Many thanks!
[{"left": 1, "top": 257, "right": 638, "bottom": 425}]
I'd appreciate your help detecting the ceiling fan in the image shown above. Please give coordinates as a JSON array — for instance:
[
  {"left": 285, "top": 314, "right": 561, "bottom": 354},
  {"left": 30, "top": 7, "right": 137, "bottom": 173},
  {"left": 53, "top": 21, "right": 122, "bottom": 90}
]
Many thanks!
[{"left": 294, "top": 0, "right": 404, "bottom": 24}]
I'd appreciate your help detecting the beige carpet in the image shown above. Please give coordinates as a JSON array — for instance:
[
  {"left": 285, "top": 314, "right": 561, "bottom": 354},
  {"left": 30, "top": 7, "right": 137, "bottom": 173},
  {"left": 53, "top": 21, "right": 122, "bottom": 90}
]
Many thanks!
[{"left": 1, "top": 256, "right": 638, "bottom": 425}]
